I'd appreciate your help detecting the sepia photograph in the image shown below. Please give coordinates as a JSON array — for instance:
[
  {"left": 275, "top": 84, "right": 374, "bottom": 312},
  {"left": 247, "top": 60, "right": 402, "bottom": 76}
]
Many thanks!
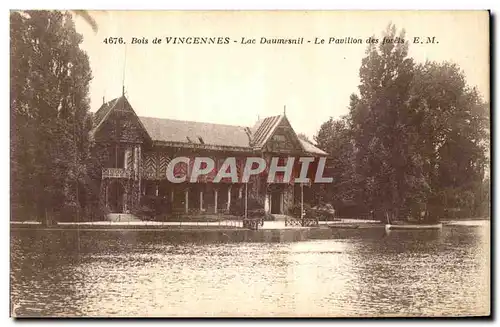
[{"left": 9, "top": 10, "right": 490, "bottom": 318}]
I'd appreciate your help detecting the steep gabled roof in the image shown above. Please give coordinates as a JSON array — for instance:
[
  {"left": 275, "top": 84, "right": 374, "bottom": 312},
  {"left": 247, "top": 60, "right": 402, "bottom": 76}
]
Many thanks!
[
  {"left": 250, "top": 115, "right": 283, "bottom": 148},
  {"left": 89, "top": 97, "right": 122, "bottom": 138},
  {"left": 89, "top": 96, "right": 150, "bottom": 142},
  {"left": 250, "top": 114, "right": 317, "bottom": 155},
  {"left": 93, "top": 97, "right": 120, "bottom": 127}
]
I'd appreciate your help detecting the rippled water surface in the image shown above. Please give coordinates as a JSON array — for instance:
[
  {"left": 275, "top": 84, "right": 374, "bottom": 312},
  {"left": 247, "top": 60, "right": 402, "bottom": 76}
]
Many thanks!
[{"left": 11, "top": 221, "right": 490, "bottom": 317}]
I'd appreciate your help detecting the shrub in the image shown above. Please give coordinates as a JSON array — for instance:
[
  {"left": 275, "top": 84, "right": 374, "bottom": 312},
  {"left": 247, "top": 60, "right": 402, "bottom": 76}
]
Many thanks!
[
  {"left": 140, "top": 195, "right": 170, "bottom": 216},
  {"left": 88, "top": 200, "right": 108, "bottom": 221},
  {"left": 229, "top": 196, "right": 262, "bottom": 216},
  {"left": 311, "top": 205, "right": 337, "bottom": 221},
  {"left": 55, "top": 203, "right": 79, "bottom": 223},
  {"left": 229, "top": 198, "right": 275, "bottom": 221},
  {"left": 247, "top": 208, "right": 275, "bottom": 221},
  {"left": 248, "top": 208, "right": 264, "bottom": 218},
  {"left": 263, "top": 212, "right": 275, "bottom": 221},
  {"left": 229, "top": 200, "right": 244, "bottom": 216},
  {"left": 289, "top": 203, "right": 312, "bottom": 219},
  {"left": 289, "top": 203, "right": 337, "bottom": 221},
  {"left": 131, "top": 204, "right": 155, "bottom": 220}
]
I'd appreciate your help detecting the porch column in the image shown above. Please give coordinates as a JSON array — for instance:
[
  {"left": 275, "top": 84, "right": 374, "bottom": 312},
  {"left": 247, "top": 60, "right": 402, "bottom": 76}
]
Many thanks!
[
  {"left": 244, "top": 183, "right": 248, "bottom": 218},
  {"left": 227, "top": 185, "right": 232, "bottom": 211},
  {"left": 133, "top": 145, "right": 140, "bottom": 180},
  {"left": 238, "top": 185, "right": 243, "bottom": 199},
  {"left": 134, "top": 145, "right": 142, "bottom": 205},
  {"left": 170, "top": 189, "right": 174, "bottom": 203},
  {"left": 105, "top": 182, "right": 109, "bottom": 208},
  {"left": 123, "top": 188, "right": 128, "bottom": 213},
  {"left": 155, "top": 183, "right": 159, "bottom": 196},
  {"left": 300, "top": 182, "right": 304, "bottom": 219},
  {"left": 264, "top": 192, "right": 270, "bottom": 214},
  {"left": 280, "top": 193, "right": 284, "bottom": 214},
  {"left": 200, "top": 189, "right": 204, "bottom": 211},
  {"left": 185, "top": 188, "right": 189, "bottom": 213},
  {"left": 124, "top": 148, "right": 131, "bottom": 170},
  {"left": 214, "top": 188, "right": 218, "bottom": 214}
]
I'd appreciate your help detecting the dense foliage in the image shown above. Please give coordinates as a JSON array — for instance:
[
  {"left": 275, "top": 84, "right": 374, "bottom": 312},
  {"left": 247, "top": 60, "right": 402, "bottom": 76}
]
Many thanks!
[
  {"left": 289, "top": 203, "right": 337, "bottom": 221},
  {"left": 314, "top": 24, "right": 490, "bottom": 221},
  {"left": 10, "top": 10, "right": 98, "bottom": 223}
]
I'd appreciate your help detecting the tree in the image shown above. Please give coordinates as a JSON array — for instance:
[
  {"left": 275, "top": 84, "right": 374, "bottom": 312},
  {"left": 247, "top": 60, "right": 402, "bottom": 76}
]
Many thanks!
[
  {"left": 297, "top": 133, "right": 312, "bottom": 144},
  {"left": 71, "top": 10, "right": 98, "bottom": 33},
  {"left": 349, "top": 24, "right": 417, "bottom": 221},
  {"left": 317, "top": 24, "right": 490, "bottom": 221},
  {"left": 314, "top": 114, "right": 357, "bottom": 212},
  {"left": 10, "top": 10, "right": 93, "bottom": 222},
  {"left": 409, "top": 61, "right": 489, "bottom": 218}
]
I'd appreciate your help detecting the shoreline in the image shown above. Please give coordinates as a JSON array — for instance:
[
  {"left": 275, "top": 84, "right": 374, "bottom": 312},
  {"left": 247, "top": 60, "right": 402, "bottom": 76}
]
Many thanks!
[
  {"left": 10, "top": 220, "right": 382, "bottom": 243},
  {"left": 10, "top": 219, "right": 488, "bottom": 243},
  {"left": 10, "top": 219, "right": 382, "bottom": 230},
  {"left": 10, "top": 219, "right": 488, "bottom": 233},
  {"left": 10, "top": 222, "right": 333, "bottom": 243}
]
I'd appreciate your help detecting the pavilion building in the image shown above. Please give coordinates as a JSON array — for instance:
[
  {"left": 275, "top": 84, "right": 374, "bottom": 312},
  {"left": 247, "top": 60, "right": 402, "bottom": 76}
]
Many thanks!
[{"left": 88, "top": 95, "right": 330, "bottom": 217}]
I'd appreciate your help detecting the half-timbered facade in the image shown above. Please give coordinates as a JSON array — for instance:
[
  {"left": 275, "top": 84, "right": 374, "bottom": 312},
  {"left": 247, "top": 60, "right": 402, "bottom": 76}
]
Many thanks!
[{"left": 89, "top": 95, "right": 329, "bottom": 217}]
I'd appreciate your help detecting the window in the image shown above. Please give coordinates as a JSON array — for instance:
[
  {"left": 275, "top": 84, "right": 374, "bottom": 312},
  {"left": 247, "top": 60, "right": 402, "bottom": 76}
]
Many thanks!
[
  {"left": 109, "top": 145, "right": 126, "bottom": 168},
  {"left": 273, "top": 134, "right": 286, "bottom": 142},
  {"left": 270, "top": 133, "right": 292, "bottom": 150}
]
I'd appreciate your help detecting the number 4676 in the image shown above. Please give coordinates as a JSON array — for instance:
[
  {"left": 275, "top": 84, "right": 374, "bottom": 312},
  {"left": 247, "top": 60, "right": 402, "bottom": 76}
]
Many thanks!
[{"left": 103, "top": 37, "right": 125, "bottom": 44}]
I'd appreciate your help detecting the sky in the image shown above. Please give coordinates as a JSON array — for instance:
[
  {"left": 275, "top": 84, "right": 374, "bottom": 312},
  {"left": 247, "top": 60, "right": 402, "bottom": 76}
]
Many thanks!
[{"left": 73, "top": 11, "right": 489, "bottom": 140}]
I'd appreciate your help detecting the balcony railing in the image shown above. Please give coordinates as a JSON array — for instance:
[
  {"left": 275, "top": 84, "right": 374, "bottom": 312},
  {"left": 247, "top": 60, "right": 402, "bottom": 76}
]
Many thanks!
[
  {"left": 102, "top": 168, "right": 133, "bottom": 179},
  {"left": 142, "top": 171, "right": 167, "bottom": 180}
]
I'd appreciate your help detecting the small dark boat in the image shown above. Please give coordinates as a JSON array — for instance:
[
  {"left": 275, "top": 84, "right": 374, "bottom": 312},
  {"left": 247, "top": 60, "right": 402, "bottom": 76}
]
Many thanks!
[
  {"left": 327, "top": 224, "right": 360, "bottom": 229},
  {"left": 385, "top": 223, "right": 442, "bottom": 231}
]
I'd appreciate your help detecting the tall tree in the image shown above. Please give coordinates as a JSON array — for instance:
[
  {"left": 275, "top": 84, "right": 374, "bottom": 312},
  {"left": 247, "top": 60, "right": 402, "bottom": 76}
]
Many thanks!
[
  {"left": 319, "top": 24, "right": 490, "bottom": 221},
  {"left": 349, "top": 24, "right": 417, "bottom": 221},
  {"left": 10, "top": 10, "right": 93, "bottom": 222},
  {"left": 409, "top": 61, "right": 489, "bottom": 218}
]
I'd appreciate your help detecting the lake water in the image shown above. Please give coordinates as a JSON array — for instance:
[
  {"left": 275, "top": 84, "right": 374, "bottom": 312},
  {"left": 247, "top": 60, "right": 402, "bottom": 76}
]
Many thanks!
[{"left": 10, "top": 220, "right": 490, "bottom": 317}]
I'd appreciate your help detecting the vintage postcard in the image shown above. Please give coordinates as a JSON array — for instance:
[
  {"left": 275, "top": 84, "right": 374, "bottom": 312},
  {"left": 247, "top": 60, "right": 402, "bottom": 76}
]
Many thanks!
[{"left": 10, "top": 10, "right": 490, "bottom": 318}]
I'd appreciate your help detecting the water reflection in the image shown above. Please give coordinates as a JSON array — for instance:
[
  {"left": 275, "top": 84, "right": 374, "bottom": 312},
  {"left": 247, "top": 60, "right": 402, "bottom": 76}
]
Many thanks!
[{"left": 10, "top": 221, "right": 490, "bottom": 317}]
